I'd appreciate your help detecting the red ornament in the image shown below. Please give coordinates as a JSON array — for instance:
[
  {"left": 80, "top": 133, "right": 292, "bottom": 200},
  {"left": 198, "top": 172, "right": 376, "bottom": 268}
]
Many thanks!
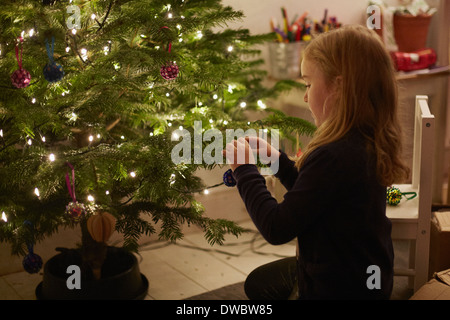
[
  {"left": 158, "top": 27, "right": 179, "bottom": 80},
  {"left": 160, "top": 62, "right": 179, "bottom": 80},
  {"left": 11, "top": 37, "right": 31, "bottom": 89},
  {"left": 11, "top": 68, "right": 31, "bottom": 88},
  {"left": 65, "top": 201, "right": 86, "bottom": 221}
]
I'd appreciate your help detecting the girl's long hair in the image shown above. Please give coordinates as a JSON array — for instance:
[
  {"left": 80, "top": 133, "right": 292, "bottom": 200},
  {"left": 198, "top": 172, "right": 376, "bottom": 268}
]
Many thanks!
[{"left": 296, "top": 25, "right": 409, "bottom": 186}]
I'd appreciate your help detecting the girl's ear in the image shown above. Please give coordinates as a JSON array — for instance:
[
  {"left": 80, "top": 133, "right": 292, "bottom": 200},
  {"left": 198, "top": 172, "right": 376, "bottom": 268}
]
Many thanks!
[
  {"left": 328, "top": 75, "right": 343, "bottom": 97},
  {"left": 333, "top": 75, "right": 343, "bottom": 90}
]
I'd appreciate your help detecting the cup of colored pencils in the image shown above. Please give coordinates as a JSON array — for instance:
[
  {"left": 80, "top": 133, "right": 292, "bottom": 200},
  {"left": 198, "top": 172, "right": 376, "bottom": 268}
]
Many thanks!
[
  {"left": 268, "top": 8, "right": 308, "bottom": 79},
  {"left": 268, "top": 8, "right": 342, "bottom": 79}
]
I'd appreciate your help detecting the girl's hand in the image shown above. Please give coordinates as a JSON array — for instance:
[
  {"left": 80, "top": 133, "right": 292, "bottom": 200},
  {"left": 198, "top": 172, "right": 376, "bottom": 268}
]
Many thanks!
[
  {"left": 245, "top": 136, "right": 280, "bottom": 162},
  {"left": 222, "top": 137, "right": 256, "bottom": 171}
]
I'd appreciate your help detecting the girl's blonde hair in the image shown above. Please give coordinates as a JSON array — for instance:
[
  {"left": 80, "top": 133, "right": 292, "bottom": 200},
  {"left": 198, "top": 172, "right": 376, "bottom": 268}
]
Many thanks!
[{"left": 296, "top": 24, "right": 409, "bottom": 186}]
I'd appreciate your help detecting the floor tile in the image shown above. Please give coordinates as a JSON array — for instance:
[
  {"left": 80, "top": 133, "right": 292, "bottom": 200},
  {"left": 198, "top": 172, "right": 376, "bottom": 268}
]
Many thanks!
[
  {"left": 2, "top": 272, "right": 42, "bottom": 300},
  {"left": 0, "top": 277, "right": 22, "bottom": 300}
]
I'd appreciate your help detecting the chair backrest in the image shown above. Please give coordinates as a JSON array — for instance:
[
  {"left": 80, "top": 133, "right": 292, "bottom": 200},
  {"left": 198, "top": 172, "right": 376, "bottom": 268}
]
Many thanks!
[
  {"left": 413, "top": 95, "right": 434, "bottom": 257},
  {"left": 411, "top": 95, "right": 435, "bottom": 192}
]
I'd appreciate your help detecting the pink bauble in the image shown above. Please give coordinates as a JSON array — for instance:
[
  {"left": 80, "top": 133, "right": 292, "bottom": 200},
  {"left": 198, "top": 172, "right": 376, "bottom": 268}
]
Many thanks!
[
  {"left": 11, "top": 68, "right": 31, "bottom": 88},
  {"left": 160, "top": 62, "right": 179, "bottom": 80}
]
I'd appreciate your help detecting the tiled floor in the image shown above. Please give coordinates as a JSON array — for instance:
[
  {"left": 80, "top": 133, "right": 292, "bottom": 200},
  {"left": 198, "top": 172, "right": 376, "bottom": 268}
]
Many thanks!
[
  {"left": 0, "top": 220, "right": 296, "bottom": 300},
  {"left": 0, "top": 218, "right": 415, "bottom": 300}
]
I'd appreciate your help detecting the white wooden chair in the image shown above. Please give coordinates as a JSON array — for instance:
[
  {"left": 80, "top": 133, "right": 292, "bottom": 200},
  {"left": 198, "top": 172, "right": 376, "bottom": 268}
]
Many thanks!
[{"left": 386, "top": 95, "right": 435, "bottom": 292}]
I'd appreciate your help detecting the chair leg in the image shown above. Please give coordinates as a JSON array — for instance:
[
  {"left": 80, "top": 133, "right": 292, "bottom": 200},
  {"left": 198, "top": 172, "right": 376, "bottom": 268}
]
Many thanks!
[{"left": 408, "top": 240, "right": 416, "bottom": 289}]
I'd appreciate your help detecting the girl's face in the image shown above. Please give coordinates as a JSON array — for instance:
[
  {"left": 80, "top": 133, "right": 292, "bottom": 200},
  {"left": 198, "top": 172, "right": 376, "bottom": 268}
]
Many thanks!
[{"left": 301, "top": 58, "right": 336, "bottom": 127}]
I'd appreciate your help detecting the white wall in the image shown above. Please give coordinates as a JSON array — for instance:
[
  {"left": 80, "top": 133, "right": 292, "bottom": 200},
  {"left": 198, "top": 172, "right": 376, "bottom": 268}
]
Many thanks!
[{"left": 222, "top": 0, "right": 369, "bottom": 34}]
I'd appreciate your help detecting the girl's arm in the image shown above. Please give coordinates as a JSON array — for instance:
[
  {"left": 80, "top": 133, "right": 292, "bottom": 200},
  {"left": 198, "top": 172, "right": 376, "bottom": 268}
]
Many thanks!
[
  {"left": 232, "top": 147, "right": 337, "bottom": 245},
  {"left": 274, "top": 151, "right": 299, "bottom": 191}
]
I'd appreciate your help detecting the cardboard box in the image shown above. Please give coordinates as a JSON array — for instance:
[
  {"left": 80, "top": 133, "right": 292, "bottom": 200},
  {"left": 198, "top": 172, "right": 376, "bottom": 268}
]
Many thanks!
[
  {"left": 411, "top": 269, "right": 450, "bottom": 300},
  {"left": 429, "top": 211, "right": 450, "bottom": 278}
]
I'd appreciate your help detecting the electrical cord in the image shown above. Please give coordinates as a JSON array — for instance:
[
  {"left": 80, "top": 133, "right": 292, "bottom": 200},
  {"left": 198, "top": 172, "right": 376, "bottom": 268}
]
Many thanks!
[{"left": 132, "top": 229, "right": 296, "bottom": 263}]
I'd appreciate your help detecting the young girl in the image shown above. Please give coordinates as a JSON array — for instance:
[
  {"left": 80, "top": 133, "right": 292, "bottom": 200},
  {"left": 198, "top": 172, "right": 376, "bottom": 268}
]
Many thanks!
[{"left": 223, "top": 24, "right": 409, "bottom": 300}]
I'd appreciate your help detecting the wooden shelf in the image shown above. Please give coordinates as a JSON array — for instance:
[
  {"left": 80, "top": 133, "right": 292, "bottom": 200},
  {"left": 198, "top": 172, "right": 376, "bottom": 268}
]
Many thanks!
[
  {"left": 280, "top": 66, "right": 450, "bottom": 84},
  {"left": 396, "top": 65, "right": 450, "bottom": 81}
]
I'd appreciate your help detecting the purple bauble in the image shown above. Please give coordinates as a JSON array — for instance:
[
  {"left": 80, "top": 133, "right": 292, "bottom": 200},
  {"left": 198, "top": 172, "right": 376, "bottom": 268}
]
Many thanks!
[
  {"left": 223, "top": 169, "right": 236, "bottom": 187},
  {"left": 23, "top": 252, "right": 43, "bottom": 274},
  {"left": 43, "top": 62, "right": 64, "bottom": 83}
]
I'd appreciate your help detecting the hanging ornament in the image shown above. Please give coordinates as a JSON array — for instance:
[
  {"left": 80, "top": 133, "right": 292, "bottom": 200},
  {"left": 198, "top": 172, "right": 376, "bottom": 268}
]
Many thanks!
[
  {"left": 11, "top": 37, "right": 31, "bottom": 89},
  {"left": 160, "top": 61, "right": 179, "bottom": 80},
  {"left": 87, "top": 211, "right": 116, "bottom": 243},
  {"left": 65, "top": 201, "right": 86, "bottom": 221},
  {"left": 22, "top": 221, "right": 43, "bottom": 274},
  {"left": 159, "top": 26, "right": 179, "bottom": 80},
  {"left": 43, "top": 37, "right": 64, "bottom": 83},
  {"left": 223, "top": 169, "right": 236, "bottom": 187},
  {"left": 386, "top": 186, "right": 417, "bottom": 206},
  {"left": 65, "top": 162, "right": 86, "bottom": 221}
]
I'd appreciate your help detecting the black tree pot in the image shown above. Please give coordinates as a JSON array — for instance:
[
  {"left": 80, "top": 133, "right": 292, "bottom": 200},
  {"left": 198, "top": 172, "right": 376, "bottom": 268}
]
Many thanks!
[{"left": 36, "top": 246, "right": 149, "bottom": 300}]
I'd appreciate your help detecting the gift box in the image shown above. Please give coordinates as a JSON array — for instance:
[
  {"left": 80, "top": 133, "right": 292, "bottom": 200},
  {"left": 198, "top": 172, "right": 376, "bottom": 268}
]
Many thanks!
[
  {"left": 390, "top": 48, "right": 437, "bottom": 72},
  {"left": 429, "top": 211, "right": 450, "bottom": 278}
]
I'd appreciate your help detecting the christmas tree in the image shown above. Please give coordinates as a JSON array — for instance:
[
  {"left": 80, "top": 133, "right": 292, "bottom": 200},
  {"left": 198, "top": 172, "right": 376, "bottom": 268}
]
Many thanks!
[{"left": 0, "top": 0, "right": 315, "bottom": 276}]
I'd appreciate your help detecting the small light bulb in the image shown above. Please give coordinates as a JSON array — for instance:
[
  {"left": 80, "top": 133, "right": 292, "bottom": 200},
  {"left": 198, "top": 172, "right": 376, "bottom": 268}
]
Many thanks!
[
  {"left": 88, "top": 135, "right": 94, "bottom": 142},
  {"left": 70, "top": 112, "right": 78, "bottom": 121},
  {"left": 34, "top": 188, "right": 40, "bottom": 197},
  {"left": 204, "top": 189, "right": 209, "bottom": 195},
  {"left": 130, "top": 171, "right": 136, "bottom": 178},
  {"left": 1, "top": 212, "right": 6, "bottom": 222},
  {"left": 72, "top": 29, "right": 77, "bottom": 35},
  {"left": 87, "top": 195, "right": 95, "bottom": 202},
  {"left": 257, "top": 100, "right": 267, "bottom": 109},
  {"left": 49, "top": 153, "right": 56, "bottom": 162},
  {"left": 91, "top": 14, "right": 96, "bottom": 20},
  {"left": 227, "top": 46, "right": 233, "bottom": 52},
  {"left": 240, "top": 102, "right": 247, "bottom": 108}
]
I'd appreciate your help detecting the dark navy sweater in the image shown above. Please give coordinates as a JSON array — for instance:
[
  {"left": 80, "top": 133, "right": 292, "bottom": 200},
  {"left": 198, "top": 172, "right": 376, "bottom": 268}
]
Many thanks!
[{"left": 232, "top": 131, "right": 394, "bottom": 300}]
